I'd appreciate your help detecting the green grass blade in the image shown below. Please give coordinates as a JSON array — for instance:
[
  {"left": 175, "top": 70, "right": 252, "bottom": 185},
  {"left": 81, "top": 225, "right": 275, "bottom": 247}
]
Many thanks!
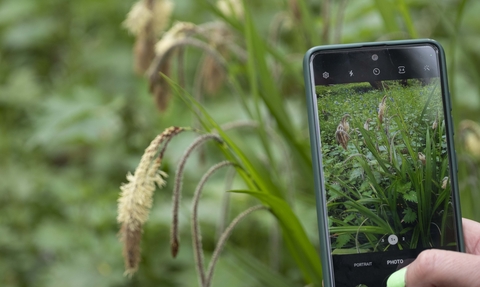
[
  {"left": 163, "top": 74, "right": 284, "bottom": 198},
  {"left": 225, "top": 246, "right": 297, "bottom": 287},
  {"left": 231, "top": 190, "right": 323, "bottom": 285},
  {"left": 372, "top": 0, "right": 400, "bottom": 33},
  {"left": 343, "top": 201, "right": 393, "bottom": 233},
  {"left": 242, "top": 2, "right": 312, "bottom": 169},
  {"left": 329, "top": 226, "right": 388, "bottom": 235},
  {"left": 296, "top": 0, "right": 317, "bottom": 46},
  {"left": 396, "top": 0, "right": 418, "bottom": 38}
]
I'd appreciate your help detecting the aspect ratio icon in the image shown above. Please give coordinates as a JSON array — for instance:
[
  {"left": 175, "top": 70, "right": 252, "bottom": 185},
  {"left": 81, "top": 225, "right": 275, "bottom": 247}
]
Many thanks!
[
  {"left": 398, "top": 66, "right": 406, "bottom": 74},
  {"left": 373, "top": 68, "right": 380, "bottom": 75}
]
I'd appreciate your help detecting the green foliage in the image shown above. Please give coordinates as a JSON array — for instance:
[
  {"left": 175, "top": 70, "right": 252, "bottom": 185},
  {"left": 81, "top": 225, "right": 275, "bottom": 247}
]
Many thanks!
[{"left": 317, "top": 81, "right": 454, "bottom": 252}]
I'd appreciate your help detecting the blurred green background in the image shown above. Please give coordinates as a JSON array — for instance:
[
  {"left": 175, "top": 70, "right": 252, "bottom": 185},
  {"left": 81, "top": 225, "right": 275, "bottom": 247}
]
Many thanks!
[{"left": 2, "top": 0, "right": 480, "bottom": 286}]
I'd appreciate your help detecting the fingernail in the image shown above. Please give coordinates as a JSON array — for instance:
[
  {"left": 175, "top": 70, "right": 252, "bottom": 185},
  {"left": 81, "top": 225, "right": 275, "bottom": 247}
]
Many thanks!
[{"left": 387, "top": 267, "right": 407, "bottom": 287}]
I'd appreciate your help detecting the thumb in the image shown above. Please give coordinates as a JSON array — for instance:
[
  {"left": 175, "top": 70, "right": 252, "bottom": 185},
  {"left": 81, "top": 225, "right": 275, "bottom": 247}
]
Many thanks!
[{"left": 390, "top": 249, "right": 480, "bottom": 287}]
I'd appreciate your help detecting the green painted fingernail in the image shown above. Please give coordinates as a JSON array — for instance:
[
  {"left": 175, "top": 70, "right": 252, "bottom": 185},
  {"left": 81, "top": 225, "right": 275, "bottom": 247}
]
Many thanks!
[{"left": 387, "top": 267, "right": 407, "bottom": 287}]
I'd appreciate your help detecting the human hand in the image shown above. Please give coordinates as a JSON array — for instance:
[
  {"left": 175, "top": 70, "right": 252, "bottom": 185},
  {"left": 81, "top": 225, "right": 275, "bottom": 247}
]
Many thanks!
[{"left": 387, "top": 218, "right": 480, "bottom": 287}]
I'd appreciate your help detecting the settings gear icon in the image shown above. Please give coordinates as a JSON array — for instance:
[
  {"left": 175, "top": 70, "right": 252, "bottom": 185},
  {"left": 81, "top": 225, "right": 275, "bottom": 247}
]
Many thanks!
[{"left": 322, "top": 71, "right": 330, "bottom": 79}]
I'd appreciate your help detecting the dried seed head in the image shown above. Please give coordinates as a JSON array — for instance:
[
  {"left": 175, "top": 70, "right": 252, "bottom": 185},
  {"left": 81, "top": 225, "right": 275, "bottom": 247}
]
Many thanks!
[
  {"left": 335, "top": 114, "right": 350, "bottom": 150},
  {"left": 123, "top": 1, "right": 152, "bottom": 36},
  {"left": 432, "top": 118, "right": 438, "bottom": 130},
  {"left": 364, "top": 118, "right": 371, "bottom": 130},
  {"left": 432, "top": 111, "right": 439, "bottom": 130},
  {"left": 341, "top": 114, "right": 350, "bottom": 133},
  {"left": 155, "top": 22, "right": 198, "bottom": 57},
  {"left": 198, "top": 25, "right": 231, "bottom": 95},
  {"left": 418, "top": 152, "right": 426, "bottom": 165},
  {"left": 378, "top": 95, "right": 387, "bottom": 124},
  {"left": 147, "top": 22, "right": 197, "bottom": 111},
  {"left": 149, "top": 60, "right": 171, "bottom": 111},
  {"left": 117, "top": 126, "right": 185, "bottom": 275},
  {"left": 148, "top": 22, "right": 197, "bottom": 111},
  {"left": 459, "top": 120, "right": 480, "bottom": 159},
  {"left": 151, "top": 0, "right": 174, "bottom": 36},
  {"left": 335, "top": 125, "right": 349, "bottom": 150},
  {"left": 288, "top": 0, "right": 301, "bottom": 22},
  {"left": 217, "top": 0, "right": 244, "bottom": 20},
  {"left": 201, "top": 55, "right": 225, "bottom": 94},
  {"left": 124, "top": 0, "right": 174, "bottom": 75},
  {"left": 134, "top": 35, "right": 156, "bottom": 75},
  {"left": 464, "top": 132, "right": 480, "bottom": 158},
  {"left": 123, "top": 0, "right": 173, "bottom": 37},
  {"left": 441, "top": 176, "right": 449, "bottom": 189}
]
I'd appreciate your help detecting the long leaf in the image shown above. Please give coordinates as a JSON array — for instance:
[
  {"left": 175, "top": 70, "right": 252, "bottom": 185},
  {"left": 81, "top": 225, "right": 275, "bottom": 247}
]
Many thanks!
[
  {"left": 163, "top": 74, "right": 283, "bottom": 198},
  {"left": 329, "top": 226, "right": 388, "bottom": 235},
  {"left": 242, "top": 2, "right": 312, "bottom": 169},
  {"left": 396, "top": 0, "right": 418, "bottom": 38},
  {"left": 372, "top": 0, "right": 400, "bottom": 33},
  {"left": 225, "top": 246, "right": 296, "bottom": 287},
  {"left": 231, "top": 190, "right": 323, "bottom": 285}
]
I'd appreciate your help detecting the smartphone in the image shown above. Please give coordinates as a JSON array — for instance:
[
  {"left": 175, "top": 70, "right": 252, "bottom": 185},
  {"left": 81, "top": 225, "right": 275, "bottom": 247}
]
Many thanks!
[{"left": 304, "top": 39, "right": 464, "bottom": 287}]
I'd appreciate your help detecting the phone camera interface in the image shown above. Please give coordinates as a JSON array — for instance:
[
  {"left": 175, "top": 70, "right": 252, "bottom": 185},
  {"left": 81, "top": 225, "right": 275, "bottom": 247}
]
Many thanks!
[{"left": 311, "top": 44, "right": 459, "bottom": 287}]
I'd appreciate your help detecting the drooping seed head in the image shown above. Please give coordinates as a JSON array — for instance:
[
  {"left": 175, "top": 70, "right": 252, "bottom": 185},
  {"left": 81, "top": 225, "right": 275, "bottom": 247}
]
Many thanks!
[
  {"left": 217, "top": 0, "right": 244, "bottom": 19},
  {"left": 432, "top": 118, "right": 438, "bottom": 130},
  {"left": 418, "top": 152, "right": 426, "bottom": 165},
  {"left": 335, "top": 125, "right": 350, "bottom": 150},
  {"left": 432, "top": 111, "right": 439, "bottom": 130},
  {"left": 378, "top": 95, "right": 387, "bottom": 124},
  {"left": 341, "top": 114, "right": 350, "bottom": 133},
  {"left": 117, "top": 126, "right": 185, "bottom": 275},
  {"left": 364, "top": 118, "right": 371, "bottom": 130},
  {"left": 459, "top": 120, "right": 480, "bottom": 159},
  {"left": 441, "top": 176, "right": 449, "bottom": 189},
  {"left": 123, "top": 0, "right": 173, "bottom": 37},
  {"left": 155, "top": 22, "right": 198, "bottom": 57},
  {"left": 124, "top": 0, "right": 174, "bottom": 75}
]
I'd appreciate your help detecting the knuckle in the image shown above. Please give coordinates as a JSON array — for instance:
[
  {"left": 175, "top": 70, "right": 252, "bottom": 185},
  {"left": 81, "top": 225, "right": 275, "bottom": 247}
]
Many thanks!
[{"left": 413, "top": 250, "right": 438, "bottom": 277}]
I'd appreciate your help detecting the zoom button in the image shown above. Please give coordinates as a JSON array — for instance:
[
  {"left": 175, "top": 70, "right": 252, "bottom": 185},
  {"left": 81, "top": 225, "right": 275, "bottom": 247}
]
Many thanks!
[{"left": 388, "top": 235, "right": 398, "bottom": 245}]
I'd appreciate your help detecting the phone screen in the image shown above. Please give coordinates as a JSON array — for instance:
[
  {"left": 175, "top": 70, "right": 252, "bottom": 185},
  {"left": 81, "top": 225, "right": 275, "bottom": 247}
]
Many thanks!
[{"left": 309, "top": 44, "right": 460, "bottom": 287}]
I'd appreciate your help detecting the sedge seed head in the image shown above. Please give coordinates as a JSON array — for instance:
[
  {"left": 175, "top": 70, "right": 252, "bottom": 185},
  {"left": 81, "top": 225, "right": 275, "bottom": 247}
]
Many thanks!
[
  {"left": 441, "top": 176, "right": 449, "bottom": 189},
  {"left": 117, "top": 126, "right": 184, "bottom": 275},
  {"left": 364, "top": 118, "right": 371, "bottom": 130},
  {"left": 217, "top": 0, "right": 244, "bottom": 20},
  {"left": 335, "top": 125, "right": 349, "bottom": 150},
  {"left": 378, "top": 95, "right": 387, "bottom": 124},
  {"left": 418, "top": 152, "right": 426, "bottom": 165},
  {"left": 123, "top": 0, "right": 173, "bottom": 37},
  {"left": 155, "top": 22, "right": 197, "bottom": 57}
]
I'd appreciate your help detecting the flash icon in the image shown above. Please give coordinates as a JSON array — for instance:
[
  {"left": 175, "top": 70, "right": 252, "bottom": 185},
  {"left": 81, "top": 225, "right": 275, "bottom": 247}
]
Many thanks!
[{"left": 349, "top": 70, "right": 354, "bottom": 77}]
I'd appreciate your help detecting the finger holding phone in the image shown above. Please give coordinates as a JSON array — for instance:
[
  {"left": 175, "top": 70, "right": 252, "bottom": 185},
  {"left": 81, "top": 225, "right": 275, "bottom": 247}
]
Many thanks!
[{"left": 387, "top": 218, "right": 480, "bottom": 287}]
